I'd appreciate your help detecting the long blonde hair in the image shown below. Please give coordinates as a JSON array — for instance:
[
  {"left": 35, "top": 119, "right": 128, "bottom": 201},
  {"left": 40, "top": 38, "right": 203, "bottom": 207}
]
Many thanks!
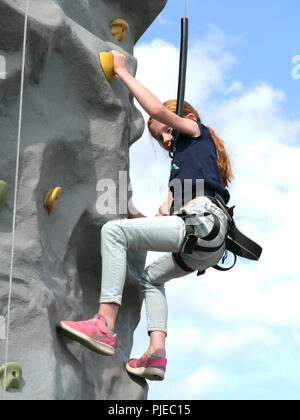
[{"left": 148, "top": 99, "right": 234, "bottom": 188}]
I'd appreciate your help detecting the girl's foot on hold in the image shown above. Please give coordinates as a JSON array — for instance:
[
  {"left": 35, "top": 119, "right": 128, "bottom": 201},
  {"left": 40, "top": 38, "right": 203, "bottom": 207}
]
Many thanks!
[
  {"left": 57, "top": 314, "right": 116, "bottom": 356},
  {"left": 126, "top": 352, "right": 167, "bottom": 381}
]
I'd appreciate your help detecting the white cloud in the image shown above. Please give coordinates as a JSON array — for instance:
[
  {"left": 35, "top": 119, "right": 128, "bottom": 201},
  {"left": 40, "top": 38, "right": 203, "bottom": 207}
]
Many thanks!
[
  {"left": 166, "top": 264, "right": 300, "bottom": 327},
  {"left": 224, "top": 80, "right": 244, "bottom": 94},
  {"left": 145, "top": 363, "right": 226, "bottom": 400},
  {"left": 165, "top": 313, "right": 280, "bottom": 359},
  {"left": 134, "top": 39, "right": 179, "bottom": 102},
  {"left": 206, "top": 325, "right": 279, "bottom": 354},
  {"left": 156, "top": 14, "right": 174, "bottom": 27},
  {"left": 184, "top": 365, "right": 225, "bottom": 398},
  {"left": 135, "top": 25, "right": 239, "bottom": 107}
]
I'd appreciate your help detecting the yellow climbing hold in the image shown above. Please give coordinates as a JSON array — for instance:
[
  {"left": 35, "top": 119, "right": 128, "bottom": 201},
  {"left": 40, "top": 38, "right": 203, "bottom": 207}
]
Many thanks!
[
  {"left": 0, "top": 180, "right": 8, "bottom": 212},
  {"left": 43, "top": 187, "right": 62, "bottom": 215},
  {"left": 110, "top": 18, "right": 129, "bottom": 42},
  {"left": 99, "top": 52, "right": 115, "bottom": 83},
  {"left": 0, "top": 362, "right": 22, "bottom": 391}
]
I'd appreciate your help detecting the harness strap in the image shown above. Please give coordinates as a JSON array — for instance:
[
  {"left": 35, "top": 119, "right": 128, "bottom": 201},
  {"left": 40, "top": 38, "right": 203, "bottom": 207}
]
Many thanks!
[
  {"left": 177, "top": 211, "right": 222, "bottom": 254},
  {"left": 172, "top": 252, "right": 206, "bottom": 277},
  {"left": 199, "top": 213, "right": 220, "bottom": 241},
  {"left": 172, "top": 250, "right": 235, "bottom": 275},
  {"left": 226, "top": 221, "right": 262, "bottom": 260},
  {"left": 172, "top": 252, "right": 194, "bottom": 273},
  {"left": 172, "top": 196, "right": 263, "bottom": 275},
  {"left": 194, "top": 242, "right": 225, "bottom": 253}
]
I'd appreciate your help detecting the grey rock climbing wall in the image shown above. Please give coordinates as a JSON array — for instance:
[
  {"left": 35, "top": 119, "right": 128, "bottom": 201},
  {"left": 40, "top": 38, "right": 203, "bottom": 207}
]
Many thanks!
[{"left": 0, "top": 0, "right": 167, "bottom": 400}]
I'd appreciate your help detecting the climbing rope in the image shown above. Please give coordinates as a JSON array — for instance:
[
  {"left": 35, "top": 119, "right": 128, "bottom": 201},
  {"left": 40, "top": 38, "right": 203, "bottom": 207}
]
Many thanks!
[{"left": 2, "top": 0, "right": 29, "bottom": 400}]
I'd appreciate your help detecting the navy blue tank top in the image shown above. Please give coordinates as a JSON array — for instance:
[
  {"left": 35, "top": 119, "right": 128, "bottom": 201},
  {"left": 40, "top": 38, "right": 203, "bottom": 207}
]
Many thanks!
[{"left": 168, "top": 122, "right": 230, "bottom": 207}]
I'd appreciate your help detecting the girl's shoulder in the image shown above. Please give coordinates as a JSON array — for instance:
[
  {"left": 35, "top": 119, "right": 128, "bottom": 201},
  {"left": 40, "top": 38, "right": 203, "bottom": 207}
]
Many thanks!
[{"left": 194, "top": 123, "right": 211, "bottom": 141}]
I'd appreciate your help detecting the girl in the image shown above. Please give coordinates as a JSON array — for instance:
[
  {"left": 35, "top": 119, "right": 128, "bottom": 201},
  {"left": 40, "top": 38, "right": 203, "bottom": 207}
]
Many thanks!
[{"left": 59, "top": 50, "right": 234, "bottom": 381}]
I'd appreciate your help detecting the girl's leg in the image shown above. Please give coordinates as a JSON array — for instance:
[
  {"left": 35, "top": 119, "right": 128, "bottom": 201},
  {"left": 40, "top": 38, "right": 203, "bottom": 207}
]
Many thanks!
[
  {"left": 140, "top": 252, "right": 191, "bottom": 355},
  {"left": 59, "top": 216, "right": 188, "bottom": 358},
  {"left": 97, "top": 302, "right": 119, "bottom": 332},
  {"left": 98, "top": 215, "right": 187, "bottom": 332},
  {"left": 147, "top": 331, "right": 166, "bottom": 357},
  {"left": 125, "top": 253, "right": 191, "bottom": 380}
]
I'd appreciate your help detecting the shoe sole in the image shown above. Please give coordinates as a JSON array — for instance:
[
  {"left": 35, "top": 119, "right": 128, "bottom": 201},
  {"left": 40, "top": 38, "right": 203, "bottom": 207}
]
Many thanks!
[
  {"left": 125, "top": 363, "right": 165, "bottom": 381},
  {"left": 57, "top": 322, "right": 115, "bottom": 356}
]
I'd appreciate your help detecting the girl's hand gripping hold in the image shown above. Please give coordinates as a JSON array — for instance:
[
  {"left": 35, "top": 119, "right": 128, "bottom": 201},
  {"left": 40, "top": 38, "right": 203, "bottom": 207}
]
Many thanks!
[{"left": 110, "top": 50, "right": 128, "bottom": 77}]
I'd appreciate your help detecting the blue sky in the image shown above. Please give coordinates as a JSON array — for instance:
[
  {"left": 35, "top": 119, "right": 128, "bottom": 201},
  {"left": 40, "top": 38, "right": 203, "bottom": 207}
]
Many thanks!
[
  {"left": 136, "top": 0, "right": 300, "bottom": 143},
  {"left": 129, "top": 0, "right": 300, "bottom": 401},
  {"left": 138, "top": 0, "right": 300, "bottom": 119}
]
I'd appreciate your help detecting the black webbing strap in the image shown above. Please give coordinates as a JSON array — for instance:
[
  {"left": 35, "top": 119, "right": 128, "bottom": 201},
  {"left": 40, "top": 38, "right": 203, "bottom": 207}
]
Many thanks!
[
  {"left": 169, "top": 17, "right": 189, "bottom": 160},
  {"left": 172, "top": 252, "right": 194, "bottom": 273},
  {"left": 226, "top": 221, "right": 262, "bottom": 261}
]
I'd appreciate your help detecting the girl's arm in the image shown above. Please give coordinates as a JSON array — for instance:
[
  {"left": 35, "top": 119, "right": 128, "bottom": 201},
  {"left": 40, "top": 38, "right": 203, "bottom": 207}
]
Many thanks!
[
  {"left": 111, "top": 50, "right": 200, "bottom": 138},
  {"left": 156, "top": 191, "right": 174, "bottom": 216}
]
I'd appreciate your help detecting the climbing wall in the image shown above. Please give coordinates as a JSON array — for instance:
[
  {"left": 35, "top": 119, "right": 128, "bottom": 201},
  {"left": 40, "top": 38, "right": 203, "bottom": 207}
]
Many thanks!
[{"left": 0, "top": 0, "right": 167, "bottom": 400}]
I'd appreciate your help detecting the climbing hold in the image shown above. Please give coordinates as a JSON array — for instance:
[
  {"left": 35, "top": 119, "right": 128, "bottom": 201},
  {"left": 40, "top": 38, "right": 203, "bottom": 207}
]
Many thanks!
[
  {"left": 43, "top": 187, "right": 62, "bottom": 215},
  {"left": 99, "top": 52, "right": 115, "bottom": 83},
  {"left": 0, "top": 362, "right": 22, "bottom": 391},
  {"left": 0, "top": 180, "right": 8, "bottom": 212},
  {"left": 110, "top": 18, "right": 129, "bottom": 42}
]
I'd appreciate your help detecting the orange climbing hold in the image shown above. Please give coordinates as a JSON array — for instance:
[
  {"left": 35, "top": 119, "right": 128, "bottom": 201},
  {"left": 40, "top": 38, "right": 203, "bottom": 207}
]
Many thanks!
[
  {"left": 110, "top": 18, "right": 129, "bottom": 42},
  {"left": 43, "top": 187, "right": 62, "bottom": 215}
]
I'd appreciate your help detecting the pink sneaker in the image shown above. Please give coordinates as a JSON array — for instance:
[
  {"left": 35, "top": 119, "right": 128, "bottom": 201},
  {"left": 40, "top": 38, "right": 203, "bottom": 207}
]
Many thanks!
[
  {"left": 58, "top": 314, "right": 116, "bottom": 356},
  {"left": 126, "top": 352, "right": 167, "bottom": 381}
]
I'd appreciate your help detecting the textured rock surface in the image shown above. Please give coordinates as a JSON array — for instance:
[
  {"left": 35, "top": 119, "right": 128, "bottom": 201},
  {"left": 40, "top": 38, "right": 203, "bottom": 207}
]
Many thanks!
[{"left": 0, "top": 0, "right": 167, "bottom": 400}]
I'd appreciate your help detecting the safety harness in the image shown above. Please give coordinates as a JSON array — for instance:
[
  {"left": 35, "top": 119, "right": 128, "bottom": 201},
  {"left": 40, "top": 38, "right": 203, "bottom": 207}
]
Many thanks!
[{"left": 172, "top": 194, "right": 263, "bottom": 276}]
